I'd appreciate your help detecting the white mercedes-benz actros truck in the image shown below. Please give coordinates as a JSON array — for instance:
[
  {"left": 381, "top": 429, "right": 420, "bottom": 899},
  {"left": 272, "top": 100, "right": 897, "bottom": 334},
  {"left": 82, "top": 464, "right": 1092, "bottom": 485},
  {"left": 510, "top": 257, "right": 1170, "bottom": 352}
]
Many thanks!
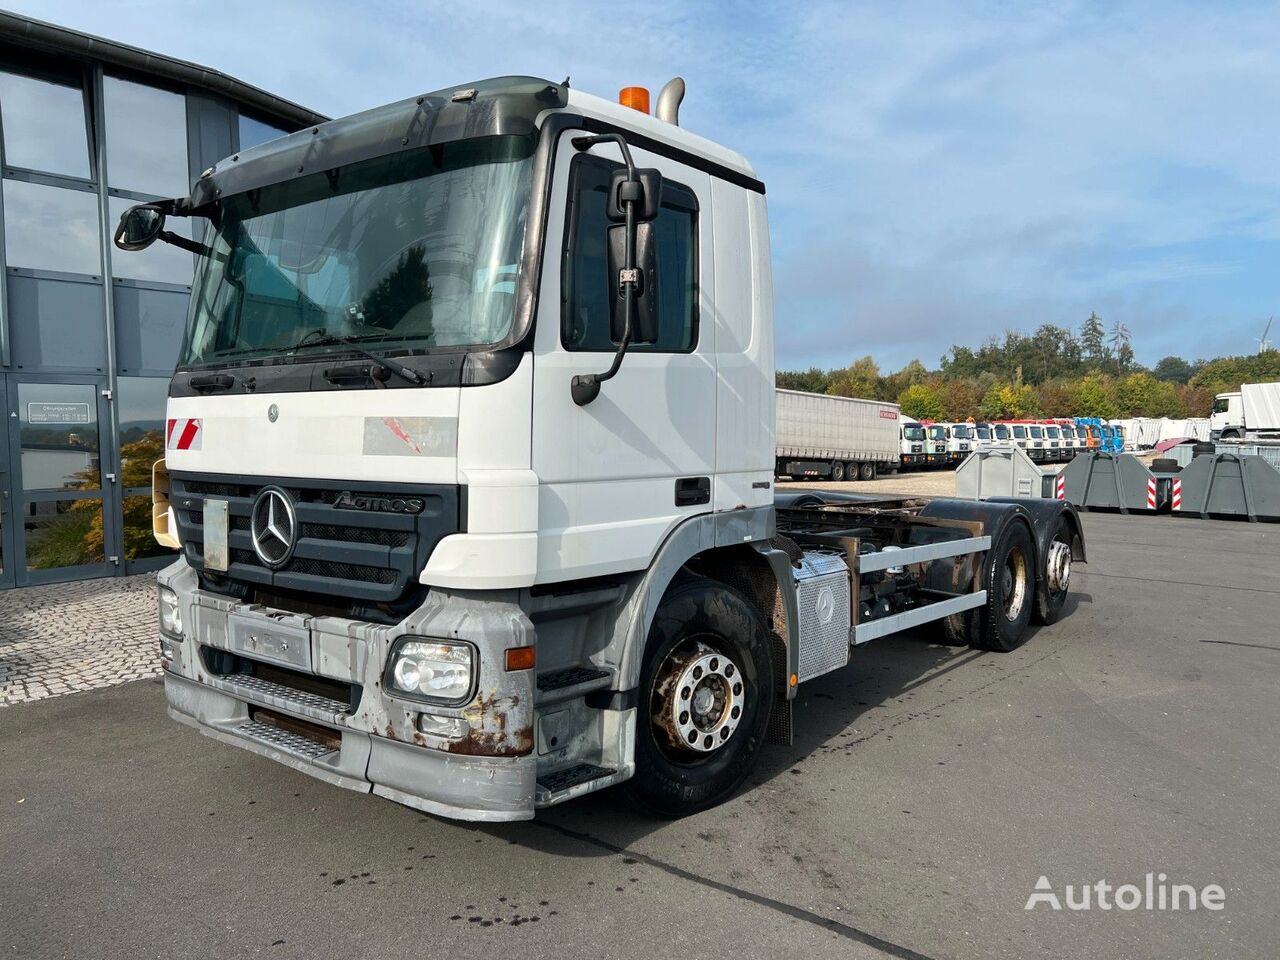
[{"left": 116, "top": 76, "right": 1085, "bottom": 822}]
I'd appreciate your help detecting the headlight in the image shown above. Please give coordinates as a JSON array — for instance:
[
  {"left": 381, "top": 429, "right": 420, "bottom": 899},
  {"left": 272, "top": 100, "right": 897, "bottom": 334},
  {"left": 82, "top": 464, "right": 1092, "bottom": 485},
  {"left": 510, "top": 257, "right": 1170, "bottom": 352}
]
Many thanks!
[
  {"left": 158, "top": 585, "right": 183, "bottom": 639},
  {"left": 386, "top": 639, "right": 474, "bottom": 704}
]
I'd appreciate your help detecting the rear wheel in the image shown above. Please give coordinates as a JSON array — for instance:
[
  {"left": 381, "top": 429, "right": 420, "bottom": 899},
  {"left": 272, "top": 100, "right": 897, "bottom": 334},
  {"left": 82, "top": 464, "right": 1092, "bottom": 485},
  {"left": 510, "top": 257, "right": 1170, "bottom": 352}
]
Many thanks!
[
  {"left": 831, "top": 460, "right": 846, "bottom": 481},
  {"left": 970, "top": 521, "right": 1035, "bottom": 652},
  {"left": 1033, "top": 516, "right": 1076, "bottom": 625},
  {"left": 859, "top": 461, "right": 876, "bottom": 481},
  {"left": 624, "top": 578, "right": 774, "bottom": 817}
]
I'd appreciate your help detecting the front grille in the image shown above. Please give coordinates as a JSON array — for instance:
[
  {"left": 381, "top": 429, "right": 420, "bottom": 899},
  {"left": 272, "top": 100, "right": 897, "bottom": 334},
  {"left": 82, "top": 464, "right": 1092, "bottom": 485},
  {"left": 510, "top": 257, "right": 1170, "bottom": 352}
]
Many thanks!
[{"left": 171, "top": 473, "right": 460, "bottom": 603}]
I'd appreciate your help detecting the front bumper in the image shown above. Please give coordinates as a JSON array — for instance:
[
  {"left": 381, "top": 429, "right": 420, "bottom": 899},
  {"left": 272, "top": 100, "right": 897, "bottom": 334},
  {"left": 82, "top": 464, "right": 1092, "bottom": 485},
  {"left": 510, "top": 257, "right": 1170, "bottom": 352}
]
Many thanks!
[{"left": 159, "top": 561, "right": 537, "bottom": 821}]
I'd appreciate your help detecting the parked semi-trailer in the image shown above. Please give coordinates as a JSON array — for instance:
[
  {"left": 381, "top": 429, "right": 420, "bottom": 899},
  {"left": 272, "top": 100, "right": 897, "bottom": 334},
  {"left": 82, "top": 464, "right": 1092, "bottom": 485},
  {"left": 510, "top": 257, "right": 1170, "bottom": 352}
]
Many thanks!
[
  {"left": 115, "top": 75, "right": 1085, "bottom": 821},
  {"left": 775, "top": 388, "right": 899, "bottom": 481}
]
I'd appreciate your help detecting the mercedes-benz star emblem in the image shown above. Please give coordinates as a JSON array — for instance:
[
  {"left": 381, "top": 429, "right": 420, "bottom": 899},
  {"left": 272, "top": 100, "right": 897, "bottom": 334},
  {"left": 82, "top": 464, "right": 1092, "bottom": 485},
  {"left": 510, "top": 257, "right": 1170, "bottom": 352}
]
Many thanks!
[
  {"left": 250, "top": 486, "right": 297, "bottom": 568},
  {"left": 267, "top": 403, "right": 279, "bottom": 423}
]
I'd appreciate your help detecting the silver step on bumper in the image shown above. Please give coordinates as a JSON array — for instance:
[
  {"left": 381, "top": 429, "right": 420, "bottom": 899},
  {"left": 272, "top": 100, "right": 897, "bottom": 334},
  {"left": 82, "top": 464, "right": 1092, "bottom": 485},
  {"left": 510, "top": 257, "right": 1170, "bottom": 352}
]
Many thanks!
[{"left": 164, "top": 671, "right": 537, "bottom": 822}]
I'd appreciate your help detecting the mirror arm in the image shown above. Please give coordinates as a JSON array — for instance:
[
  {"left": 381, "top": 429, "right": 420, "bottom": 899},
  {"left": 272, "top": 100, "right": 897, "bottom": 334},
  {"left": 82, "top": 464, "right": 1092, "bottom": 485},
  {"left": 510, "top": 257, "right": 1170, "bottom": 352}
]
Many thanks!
[
  {"left": 570, "top": 134, "right": 641, "bottom": 407},
  {"left": 157, "top": 229, "right": 220, "bottom": 261}
]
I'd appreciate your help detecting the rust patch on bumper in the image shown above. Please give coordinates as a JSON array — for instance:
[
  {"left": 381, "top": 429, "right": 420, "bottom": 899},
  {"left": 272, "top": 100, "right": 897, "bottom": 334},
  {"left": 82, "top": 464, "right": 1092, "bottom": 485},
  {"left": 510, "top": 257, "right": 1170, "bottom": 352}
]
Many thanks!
[{"left": 440, "top": 691, "right": 533, "bottom": 757}]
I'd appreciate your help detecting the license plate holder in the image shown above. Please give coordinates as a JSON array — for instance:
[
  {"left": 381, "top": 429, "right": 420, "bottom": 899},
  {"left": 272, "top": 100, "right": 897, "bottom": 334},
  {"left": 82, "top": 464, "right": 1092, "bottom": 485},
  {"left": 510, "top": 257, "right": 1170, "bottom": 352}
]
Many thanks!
[{"left": 227, "top": 610, "right": 312, "bottom": 672}]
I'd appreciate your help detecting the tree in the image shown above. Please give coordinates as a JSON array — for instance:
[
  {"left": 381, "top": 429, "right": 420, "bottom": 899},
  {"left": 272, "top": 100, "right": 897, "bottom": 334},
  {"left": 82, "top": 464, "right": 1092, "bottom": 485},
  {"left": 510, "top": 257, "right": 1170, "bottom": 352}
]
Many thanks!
[
  {"left": 897, "top": 383, "right": 946, "bottom": 421},
  {"left": 1152, "top": 355, "right": 1195, "bottom": 384},
  {"left": 777, "top": 367, "right": 833, "bottom": 393},
  {"left": 880, "top": 359, "right": 929, "bottom": 399},
  {"left": 1080, "top": 312, "right": 1110, "bottom": 369},
  {"left": 827, "top": 356, "right": 881, "bottom": 399},
  {"left": 1069, "top": 372, "right": 1116, "bottom": 418},
  {"left": 1109, "top": 319, "right": 1133, "bottom": 374},
  {"left": 940, "top": 378, "right": 983, "bottom": 421},
  {"left": 979, "top": 383, "right": 1040, "bottom": 420}
]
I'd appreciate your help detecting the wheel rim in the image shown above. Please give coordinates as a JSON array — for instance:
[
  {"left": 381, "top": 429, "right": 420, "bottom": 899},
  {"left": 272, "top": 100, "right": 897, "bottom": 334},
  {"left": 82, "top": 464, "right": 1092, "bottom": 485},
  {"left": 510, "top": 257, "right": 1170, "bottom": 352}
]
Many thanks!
[
  {"left": 1046, "top": 539, "right": 1072, "bottom": 594},
  {"left": 1002, "top": 547, "right": 1029, "bottom": 622},
  {"left": 651, "top": 640, "right": 745, "bottom": 757}
]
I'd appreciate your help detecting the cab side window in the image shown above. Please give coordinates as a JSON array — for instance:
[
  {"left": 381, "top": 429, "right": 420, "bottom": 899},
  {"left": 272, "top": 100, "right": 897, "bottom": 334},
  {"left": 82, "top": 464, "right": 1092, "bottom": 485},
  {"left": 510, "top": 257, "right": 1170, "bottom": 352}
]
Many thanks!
[{"left": 562, "top": 153, "right": 697, "bottom": 352}]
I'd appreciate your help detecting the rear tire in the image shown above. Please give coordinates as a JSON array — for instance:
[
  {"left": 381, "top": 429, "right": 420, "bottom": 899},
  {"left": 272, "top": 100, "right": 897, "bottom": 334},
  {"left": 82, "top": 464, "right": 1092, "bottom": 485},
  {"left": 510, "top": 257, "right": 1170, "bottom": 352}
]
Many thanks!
[
  {"left": 831, "top": 460, "right": 846, "bottom": 481},
  {"left": 859, "top": 461, "right": 876, "bottom": 481},
  {"left": 1033, "top": 516, "right": 1076, "bottom": 625},
  {"left": 970, "top": 521, "right": 1035, "bottom": 652},
  {"left": 624, "top": 578, "right": 774, "bottom": 818}
]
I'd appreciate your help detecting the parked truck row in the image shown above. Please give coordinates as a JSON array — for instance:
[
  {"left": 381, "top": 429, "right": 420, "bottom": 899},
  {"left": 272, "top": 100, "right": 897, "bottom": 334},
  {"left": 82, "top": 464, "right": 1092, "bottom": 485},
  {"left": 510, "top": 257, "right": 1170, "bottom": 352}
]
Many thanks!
[{"left": 775, "top": 389, "right": 1132, "bottom": 480}]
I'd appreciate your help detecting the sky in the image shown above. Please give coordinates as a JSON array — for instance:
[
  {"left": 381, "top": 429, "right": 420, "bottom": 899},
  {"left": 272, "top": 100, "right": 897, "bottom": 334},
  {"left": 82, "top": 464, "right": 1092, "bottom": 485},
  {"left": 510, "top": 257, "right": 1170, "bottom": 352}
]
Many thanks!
[{"left": 13, "top": 0, "right": 1280, "bottom": 372}]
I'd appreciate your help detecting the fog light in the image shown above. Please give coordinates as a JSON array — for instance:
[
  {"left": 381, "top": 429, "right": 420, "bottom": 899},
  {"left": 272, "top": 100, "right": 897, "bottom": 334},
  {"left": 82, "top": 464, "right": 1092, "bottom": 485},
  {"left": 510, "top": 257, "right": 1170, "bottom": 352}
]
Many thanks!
[
  {"left": 158, "top": 585, "right": 182, "bottom": 639},
  {"left": 386, "top": 639, "right": 474, "bottom": 704}
]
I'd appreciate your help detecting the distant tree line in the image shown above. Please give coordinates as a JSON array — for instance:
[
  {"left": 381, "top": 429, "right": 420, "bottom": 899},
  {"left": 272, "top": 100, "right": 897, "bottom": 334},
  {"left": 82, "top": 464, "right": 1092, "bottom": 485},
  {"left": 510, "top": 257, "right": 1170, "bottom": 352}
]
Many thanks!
[{"left": 777, "top": 313, "right": 1280, "bottom": 422}]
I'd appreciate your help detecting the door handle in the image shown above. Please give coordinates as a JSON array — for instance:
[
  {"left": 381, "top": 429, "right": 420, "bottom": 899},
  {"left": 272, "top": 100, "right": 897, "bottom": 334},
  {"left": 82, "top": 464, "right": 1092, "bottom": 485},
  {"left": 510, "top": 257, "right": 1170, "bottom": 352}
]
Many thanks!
[{"left": 674, "top": 476, "right": 710, "bottom": 507}]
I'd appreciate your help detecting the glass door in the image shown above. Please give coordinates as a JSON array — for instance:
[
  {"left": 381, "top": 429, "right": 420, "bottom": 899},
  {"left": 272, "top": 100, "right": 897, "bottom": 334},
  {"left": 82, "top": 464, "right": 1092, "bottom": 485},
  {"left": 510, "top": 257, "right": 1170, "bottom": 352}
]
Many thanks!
[
  {"left": 0, "top": 377, "right": 14, "bottom": 589},
  {"left": 5, "top": 375, "right": 117, "bottom": 586}
]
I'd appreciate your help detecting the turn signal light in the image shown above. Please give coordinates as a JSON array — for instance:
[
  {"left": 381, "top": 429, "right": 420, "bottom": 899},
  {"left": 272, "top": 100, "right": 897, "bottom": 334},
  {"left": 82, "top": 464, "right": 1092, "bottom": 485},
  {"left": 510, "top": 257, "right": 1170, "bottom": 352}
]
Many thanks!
[
  {"left": 505, "top": 646, "right": 536, "bottom": 671},
  {"left": 619, "top": 86, "right": 650, "bottom": 114}
]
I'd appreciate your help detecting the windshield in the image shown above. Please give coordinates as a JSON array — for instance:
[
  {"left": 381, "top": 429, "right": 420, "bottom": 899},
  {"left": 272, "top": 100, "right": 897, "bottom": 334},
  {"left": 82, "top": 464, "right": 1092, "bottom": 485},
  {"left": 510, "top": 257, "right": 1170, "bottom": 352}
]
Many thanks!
[
  {"left": 1012, "top": 425, "right": 1027, "bottom": 439},
  {"left": 1029, "top": 426, "right": 1043, "bottom": 438},
  {"left": 952, "top": 425, "right": 972, "bottom": 439},
  {"left": 927, "top": 425, "right": 947, "bottom": 440},
  {"left": 975, "top": 426, "right": 990, "bottom": 439},
  {"left": 1046, "top": 426, "right": 1059, "bottom": 438},
  {"left": 1076, "top": 426, "right": 1088, "bottom": 439},
  {"left": 994, "top": 424, "right": 1010, "bottom": 440},
  {"left": 180, "top": 135, "right": 534, "bottom": 367},
  {"left": 903, "top": 425, "right": 925, "bottom": 440}
]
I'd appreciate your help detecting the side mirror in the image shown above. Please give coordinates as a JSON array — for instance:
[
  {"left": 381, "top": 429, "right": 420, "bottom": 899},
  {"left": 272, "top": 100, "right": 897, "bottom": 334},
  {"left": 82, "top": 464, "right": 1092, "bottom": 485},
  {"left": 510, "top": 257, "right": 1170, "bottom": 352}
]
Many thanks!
[
  {"left": 114, "top": 204, "right": 165, "bottom": 251},
  {"left": 607, "top": 221, "right": 658, "bottom": 344},
  {"left": 606, "top": 168, "right": 663, "bottom": 223}
]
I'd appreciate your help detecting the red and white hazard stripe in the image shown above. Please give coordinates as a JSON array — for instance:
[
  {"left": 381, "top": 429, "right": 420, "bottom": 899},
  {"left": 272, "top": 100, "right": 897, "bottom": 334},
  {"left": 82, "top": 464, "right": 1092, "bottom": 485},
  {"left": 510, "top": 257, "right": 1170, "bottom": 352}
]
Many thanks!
[
  {"left": 1146, "top": 476, "right": 1157, "bottom": 509},
  {"left": 1055, "top": 474, "right": 1066, "bottom": 501},
  {"left": 166, "top": 417, "right": 202, "bottom": 451},
  {"left": 1171, "top": 477, "right": 1182, "bottom": 511}
]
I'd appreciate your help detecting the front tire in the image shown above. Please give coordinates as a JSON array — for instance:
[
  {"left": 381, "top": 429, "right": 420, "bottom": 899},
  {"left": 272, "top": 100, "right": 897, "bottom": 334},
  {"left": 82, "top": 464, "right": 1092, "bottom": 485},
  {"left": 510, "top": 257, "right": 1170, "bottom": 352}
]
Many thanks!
[
  {"left": 969, "top": 520, "right": 1035, "bottom": 652},
  {"left": 624, "top": 578, "right": 774, "bottom": 817}
]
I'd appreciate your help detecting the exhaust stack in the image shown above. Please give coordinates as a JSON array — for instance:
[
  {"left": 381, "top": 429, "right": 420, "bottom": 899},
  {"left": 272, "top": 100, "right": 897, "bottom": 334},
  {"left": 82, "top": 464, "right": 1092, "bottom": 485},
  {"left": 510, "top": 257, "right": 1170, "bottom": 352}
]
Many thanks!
[{"left": 656, "top": 77, "right": 685, "bottom": 125}]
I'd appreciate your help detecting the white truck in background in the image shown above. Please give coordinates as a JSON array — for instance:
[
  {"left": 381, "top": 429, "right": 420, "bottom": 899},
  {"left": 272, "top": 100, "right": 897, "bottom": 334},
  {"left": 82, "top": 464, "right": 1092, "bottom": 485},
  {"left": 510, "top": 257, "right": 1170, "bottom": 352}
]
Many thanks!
[
  {"left": 900, "top": 420, "right": 927, "bottom": 469},
  {"left": 115, "top": 74, "right": 1086, "bottom": 822},
  {"left": 775, "top": 389, "right": 900, "bottom": 481},
  {"left": 1211, "top": 382, "right": 1280, "bottom": 441},
  {"left": 944, "top": 422, "right": 974, "bottom": 464}
]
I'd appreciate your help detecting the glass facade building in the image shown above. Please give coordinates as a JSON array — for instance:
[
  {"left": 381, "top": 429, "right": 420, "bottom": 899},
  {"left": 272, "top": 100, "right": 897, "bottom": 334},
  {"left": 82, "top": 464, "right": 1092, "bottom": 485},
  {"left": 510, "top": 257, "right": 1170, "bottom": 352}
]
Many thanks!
[{"left": 0, "top": 13, "right": 324, "bottom": 588}]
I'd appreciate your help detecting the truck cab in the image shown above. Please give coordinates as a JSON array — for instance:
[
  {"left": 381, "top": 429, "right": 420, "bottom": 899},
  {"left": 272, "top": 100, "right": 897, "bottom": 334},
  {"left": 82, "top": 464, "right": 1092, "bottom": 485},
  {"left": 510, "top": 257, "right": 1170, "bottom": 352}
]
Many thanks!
[
  {"left": 924, "top": 422, "right": 949, "bottom": 466},
  {"left": 945, "top": 422, "right": 973, "bottom": 462},
  {"left": 1211, "top": 392, "right": 1243, "bottom": 440},
  {"left": 900, "top": 420, "right": 927, "bottom": 468},
  {"left": 1042, "top": 422, "right": 1062, "bottom": 461},
  {"left": 114, "top": 75, "right": 1084, "bottom": 822},
  {"left": 1025, "top": 423, "right": 1047, "bottom": 462}
]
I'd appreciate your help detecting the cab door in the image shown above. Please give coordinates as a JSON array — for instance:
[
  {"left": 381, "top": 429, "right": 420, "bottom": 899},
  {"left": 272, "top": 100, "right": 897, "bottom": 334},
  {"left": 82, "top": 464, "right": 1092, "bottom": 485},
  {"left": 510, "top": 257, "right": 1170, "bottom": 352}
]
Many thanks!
[{"left": 530, "top": 129, "right": 716, "bottom": 583}]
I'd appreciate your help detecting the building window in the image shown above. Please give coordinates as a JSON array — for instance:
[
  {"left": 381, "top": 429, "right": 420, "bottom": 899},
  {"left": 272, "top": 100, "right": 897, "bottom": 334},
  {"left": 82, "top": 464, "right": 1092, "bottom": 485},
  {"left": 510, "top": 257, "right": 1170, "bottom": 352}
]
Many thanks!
[
  {"left": 108, "top": 195, "right": 194, "bottom": 284},
  {"left": 0, "top": 70, "right": 92, "bottom": 179},
  {"left": 116, "top": 376, "right": 175, "bottom": 561},
  {"left": 239, "top": 113, "right": 289, "bottom": 150},
  {"left": 103, "top": 75, "right": 190, "bottom": 197},
  {"left": 561, "top": 155, "right": 698, "bottom": 353},
  {"left": 2, "top": 179, "right": 101, "bottom": 275}
]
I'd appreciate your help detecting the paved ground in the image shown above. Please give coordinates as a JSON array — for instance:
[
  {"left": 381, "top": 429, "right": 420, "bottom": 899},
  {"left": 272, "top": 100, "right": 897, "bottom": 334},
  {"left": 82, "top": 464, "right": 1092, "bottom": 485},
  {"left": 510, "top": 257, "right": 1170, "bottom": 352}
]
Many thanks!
[
  {"left": 2, "top": 513, "right": 1278, "bottom": 959},
  {"left": 0, "top": 574, "right": 158, "bottom": 706}
]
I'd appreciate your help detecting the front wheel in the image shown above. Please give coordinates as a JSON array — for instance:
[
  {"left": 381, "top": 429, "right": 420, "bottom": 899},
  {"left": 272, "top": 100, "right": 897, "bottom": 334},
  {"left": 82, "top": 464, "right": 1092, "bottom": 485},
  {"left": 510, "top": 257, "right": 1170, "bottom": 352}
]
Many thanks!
[{"left": 624, "top": 578, "right": 774, "bottom": 817}]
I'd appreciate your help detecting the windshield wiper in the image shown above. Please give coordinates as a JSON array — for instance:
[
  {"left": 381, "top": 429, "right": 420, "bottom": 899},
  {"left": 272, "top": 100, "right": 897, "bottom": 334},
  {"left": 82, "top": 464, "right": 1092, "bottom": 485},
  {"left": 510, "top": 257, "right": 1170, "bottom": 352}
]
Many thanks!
[{"left": 288, "top": 328, "right": 427, "bottom": 385}]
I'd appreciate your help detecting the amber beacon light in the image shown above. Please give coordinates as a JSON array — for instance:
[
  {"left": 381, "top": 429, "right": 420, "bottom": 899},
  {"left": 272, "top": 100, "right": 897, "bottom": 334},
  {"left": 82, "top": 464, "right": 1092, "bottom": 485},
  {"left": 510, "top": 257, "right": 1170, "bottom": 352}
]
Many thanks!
[{"left": 618, "top": 86, "right": 651, "bottom": 114}]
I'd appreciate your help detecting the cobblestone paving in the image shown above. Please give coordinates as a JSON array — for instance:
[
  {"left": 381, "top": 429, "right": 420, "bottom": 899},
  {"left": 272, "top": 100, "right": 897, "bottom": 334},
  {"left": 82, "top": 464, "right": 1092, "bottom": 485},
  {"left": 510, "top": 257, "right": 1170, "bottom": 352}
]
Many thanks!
[{"left": 0, "top": 574, "right": 160, "bottom": 707}]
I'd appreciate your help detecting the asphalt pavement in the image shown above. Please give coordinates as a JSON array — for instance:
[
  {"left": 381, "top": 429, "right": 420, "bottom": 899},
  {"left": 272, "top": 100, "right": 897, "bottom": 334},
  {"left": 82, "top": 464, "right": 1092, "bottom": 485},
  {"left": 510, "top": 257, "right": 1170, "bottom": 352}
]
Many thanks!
[{"left": 3, "top": 512, "right": 1278, "bottom": 960}]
